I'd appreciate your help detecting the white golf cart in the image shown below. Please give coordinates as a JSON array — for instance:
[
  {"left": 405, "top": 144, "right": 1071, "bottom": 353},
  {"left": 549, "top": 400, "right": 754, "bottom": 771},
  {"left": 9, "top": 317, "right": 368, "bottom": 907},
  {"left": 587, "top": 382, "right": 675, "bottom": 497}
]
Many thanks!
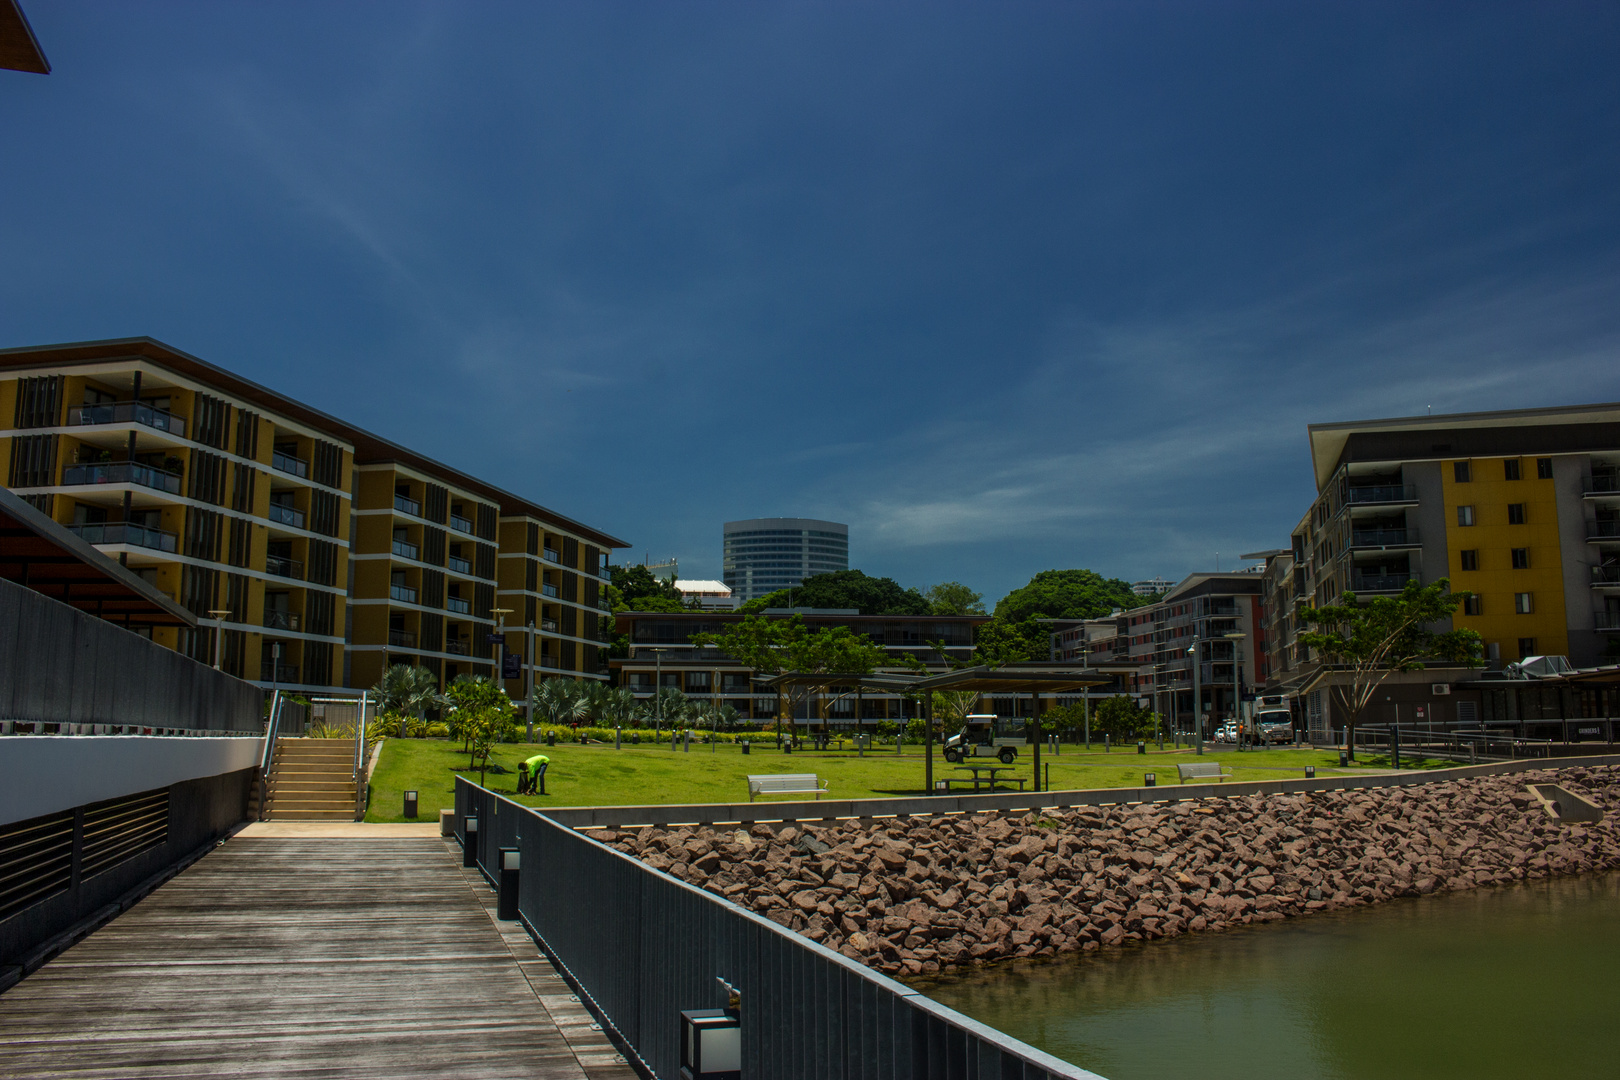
[{"left": 942, "top": 713, "right": 1021, "bottom": 765}]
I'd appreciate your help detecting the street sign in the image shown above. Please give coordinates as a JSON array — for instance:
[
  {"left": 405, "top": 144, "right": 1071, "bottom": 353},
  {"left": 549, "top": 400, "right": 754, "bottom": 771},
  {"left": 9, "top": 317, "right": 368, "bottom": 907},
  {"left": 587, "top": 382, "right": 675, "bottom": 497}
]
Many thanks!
[
  {"left": 486, "top": 633, "right": 504, "bottom": 644},
  {"left": 503, "top": 653, "right": 521, "bottom": 679}
]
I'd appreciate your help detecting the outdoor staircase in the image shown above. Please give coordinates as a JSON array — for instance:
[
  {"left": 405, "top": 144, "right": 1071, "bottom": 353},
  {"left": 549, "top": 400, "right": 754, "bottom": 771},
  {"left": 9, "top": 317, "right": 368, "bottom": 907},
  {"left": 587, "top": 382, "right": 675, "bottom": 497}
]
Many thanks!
[{"left": 263, "top": 738, "right": 359, "bottom": 821}]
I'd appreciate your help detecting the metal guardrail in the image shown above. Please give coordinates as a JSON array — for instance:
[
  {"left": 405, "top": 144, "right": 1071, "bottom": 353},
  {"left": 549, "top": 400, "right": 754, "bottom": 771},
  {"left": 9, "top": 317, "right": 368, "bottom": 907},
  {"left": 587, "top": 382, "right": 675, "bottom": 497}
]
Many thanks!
[{"left": 453, "top": 777, "right": 1098, "bottom": 1080}]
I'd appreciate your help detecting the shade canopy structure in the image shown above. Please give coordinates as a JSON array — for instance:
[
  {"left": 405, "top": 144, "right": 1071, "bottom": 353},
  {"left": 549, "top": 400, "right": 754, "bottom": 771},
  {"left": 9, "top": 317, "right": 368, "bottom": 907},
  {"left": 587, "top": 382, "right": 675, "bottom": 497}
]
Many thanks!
[
  {"left": 0, "top": 487, "right": 194, "bottom": 629},
  {"left": 756, "top": 670, "right": 927, "bottom": 694},
  {"left": 910, "top": 663, "right": 1125, "bottom": 694}
]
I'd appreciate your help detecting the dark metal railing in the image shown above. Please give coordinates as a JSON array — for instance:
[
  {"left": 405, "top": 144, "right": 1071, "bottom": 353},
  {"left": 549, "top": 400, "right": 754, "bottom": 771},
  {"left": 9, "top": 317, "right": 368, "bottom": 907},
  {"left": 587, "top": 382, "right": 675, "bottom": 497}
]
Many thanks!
[
  {"left": 1589, "top": 520, "right": 1620, "bottom": 540},
  {"left": 265, "top": 554, "right": 303, "bottom": 580},
  {"left": 390, "top": 583, "right": 418, "bottom": 604},
  {"left": 1350, "top": 528, "right": 1419, "bottom": 547},
  {"left": 388, "top": 629, "right": 416, "bottom": 647},
  {"left": 450, "top": 515, "right": 475, "bottom": 534},
  {"left": 448, "top": 556, "right": 472, "bottom": 574},
  {"left": 392, "top": 539, "right": 419, "bottom": 560},
  {"left": 1350, "top": 572, "right": 1416, "bottom": 592},
  {"left": 445, "top": 640, "right": 470, "bottom": 655},
  {"left": 446, "top": 596, "right": 471, "bottom": 614},
  {"left": 268, "top": 502, "right": 305, "bottom": 529},
  {"left": 1347, "top": 484, "right": 1417, "bottom": 504},
  {"left": 263, "top": 610, "right": 299, "bottom": 632},
  {"left": 453, "top": 779, "right": 1094, "bottom": 1080},
  {"left": 394, "top": 494, "right": 421, "bottom": 516},
  {"left": 67, "top": 522, "right": 178, "bottom": 553},
  {"left": 271, "top": 450, "right": 308, "bottom": 479},
  {"left": 67, "top": 402, "right": 186, "bottom": 437},
  {"left": 62, "top": 461, "right": 182, "bottom": 494},
  {"left": 1584, "top": 475, "right": 1620, "bottom": 496},
  {"left": 1592, "top": 566, "right": 1620, "bottom": 586}
]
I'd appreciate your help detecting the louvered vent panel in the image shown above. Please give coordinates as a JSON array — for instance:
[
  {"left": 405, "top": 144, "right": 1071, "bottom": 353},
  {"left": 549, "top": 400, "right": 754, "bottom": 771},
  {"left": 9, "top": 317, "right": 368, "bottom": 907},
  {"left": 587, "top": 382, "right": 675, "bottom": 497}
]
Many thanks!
[
  {"left": 0, "top": 810, "right": 74, "bottom": 923},
  {"left": 80, "top": 789, "right": 169, "bottom": 879}
]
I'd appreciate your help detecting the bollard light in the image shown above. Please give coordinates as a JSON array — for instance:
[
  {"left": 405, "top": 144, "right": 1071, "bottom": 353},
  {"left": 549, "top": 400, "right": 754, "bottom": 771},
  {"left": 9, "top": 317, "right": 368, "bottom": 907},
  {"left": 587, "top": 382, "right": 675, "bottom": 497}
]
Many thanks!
[
  {"left": 497, "top": 847, "right": 520, "bottom": 920},
  {"left": 1144, "top": 772, "right": 1156, "bottom": 787},
  {"left": 403, "top": 790, "right": 419, "bottom": 818},
  {"left": 741, "top": 739, "right": 750, "bottom": 755},
  {"left": 680, "top": 1008, "right": 741, "bottom": 1080},
  {"left": 1339, "top": 750, "right": 1349, "bottom": 767},
  {"left": 547, "top": 730, "right": 555, "bottom": 747},
  {"left": 463, "top": 815, "right": 479, "bottom": 868},
  {"left": 1305, "top": 766, "right": 1315, "bottom": 779},
  {"left": 1137, "top": 741, "right": 1146, "bottom": 755}
]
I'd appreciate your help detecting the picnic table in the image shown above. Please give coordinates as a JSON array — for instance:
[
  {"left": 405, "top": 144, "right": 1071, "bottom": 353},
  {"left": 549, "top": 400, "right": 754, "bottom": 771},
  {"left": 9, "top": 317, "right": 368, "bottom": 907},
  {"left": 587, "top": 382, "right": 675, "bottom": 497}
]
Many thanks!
[{"left": 950, "top": 764, "right": 1027, "bottom": 792}]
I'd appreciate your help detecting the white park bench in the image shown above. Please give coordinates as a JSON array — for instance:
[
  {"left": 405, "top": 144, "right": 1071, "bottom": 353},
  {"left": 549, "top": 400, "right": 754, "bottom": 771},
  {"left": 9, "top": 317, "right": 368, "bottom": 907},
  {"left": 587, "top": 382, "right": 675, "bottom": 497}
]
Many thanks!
[
  {"left": 747, "top": 774, "right": 829, "bottom": 802},
  {"left": 1177, "top": 762, "right": 1232, "bottom": 783}
]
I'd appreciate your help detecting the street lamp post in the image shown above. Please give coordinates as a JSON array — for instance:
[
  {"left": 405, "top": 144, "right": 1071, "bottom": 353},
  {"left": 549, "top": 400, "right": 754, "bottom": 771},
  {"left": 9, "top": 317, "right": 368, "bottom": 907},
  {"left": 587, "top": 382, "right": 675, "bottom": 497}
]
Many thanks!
[
  {"left": 492, "top": 607, "right": 513, "bottom": 687},
  {"left": 1225, "top": 630, "right": 1246, "bottom": 750},
  {"left": 525, "top": 620, "right": 536, "bottom": 742},
  {"left": 651, "top": 647, "right": 667, "bottom": 736},
  {"left": 208, "top": 609, "right": 230, "bottom": 670},
  {"left": 1188, "top": 639, "right": 1202, "bottom": 756},
  {"left": 1153, "top": 663, "right": 1165, "bottom": 750}
]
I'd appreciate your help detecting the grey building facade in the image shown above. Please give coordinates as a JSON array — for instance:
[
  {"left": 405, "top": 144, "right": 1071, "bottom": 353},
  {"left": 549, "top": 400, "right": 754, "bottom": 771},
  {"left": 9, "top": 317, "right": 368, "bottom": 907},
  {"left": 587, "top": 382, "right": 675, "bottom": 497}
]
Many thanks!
[{"left": 721, "top": 517, "right": 849, "bottom": 603}]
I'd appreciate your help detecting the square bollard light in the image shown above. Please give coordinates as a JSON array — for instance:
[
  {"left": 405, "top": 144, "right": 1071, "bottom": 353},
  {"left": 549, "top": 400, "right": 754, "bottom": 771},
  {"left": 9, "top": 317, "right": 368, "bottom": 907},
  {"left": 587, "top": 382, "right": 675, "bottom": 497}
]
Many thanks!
[
  {"left": 740, "top": 740, "right": 750, "bottom": 755},
  {"left": 1305, "top": 766, "right": 1315, "bottom": 779},
  {"left": 497, "top": 847, "right": 520, "bottom": 920},
  {"left": 1339, "top": 750, "right": 1349, "bottom": 767},
  {"left": 403, "top": 790, "right": 419, "bottom": 818},
  {"left": 462, "top": 816, "right": 479, "bottom": 868},
  {"left": 1144, "top": 772, "right": 1156, "bottom": 787},
  {"left": 1137, "top": 741, "right": 1146, "bottom": 755},
  {"left": 680, "top": 1008, "right": 740, "bottom": 1080}
]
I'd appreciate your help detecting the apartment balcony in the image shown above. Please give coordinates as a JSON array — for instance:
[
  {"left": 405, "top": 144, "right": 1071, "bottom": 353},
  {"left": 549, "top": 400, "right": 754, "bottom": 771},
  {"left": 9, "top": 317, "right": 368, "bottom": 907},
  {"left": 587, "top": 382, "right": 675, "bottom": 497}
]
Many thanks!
[
  {"left": 265, "top": 554, "right": 303, "bottom": 580},
  {"left": 389, "top": 583, "right": 418, "bottom": 604},
  {"left": 388, "top": 629, "right": 416, "bottom": 648},
  {"left": 62, "top": 461, "right": 182, "bottom": 495},
  {"left": 540, "top": 617, "right": 560, "bottom": 633},
  {"left": 391, "top": 538, "right": 419, "bottom": 560},
  {"left": 1583, "top": 475, "right": 1620, "bottom": 500},
  {"left": 448, "top": 555, "right": 472, "bottom": 574},
  {"left": 1350, "top": 571, "right": 1417, "bottom": 593},
  {"left": 445, "top": 640, "right": 470, "bottom": 655},
  {"left": 1349, "top": 527, "right": 1421, "bottom": 550},
  {"left": 67, "top": 522, "right": 178, "bottom": 553},
  {"left": 264, "top": 611, "right": 300, "bottom": 632},
  {"left": 1588, "top": 520, "right": 1620, "bottom": 544},
  {"left": 268, "top": 503, "right": 305, "bottom": 529},
  {"left": 1346, "top": 485, "right": 1418, "bottom": 507},
  {"left": 271, "top": 450, "right": 308, "bottom": 479},
  {"left": 542, "top": 547, "right": 561, "bottom": 563},
  {"left": 1591, "top": 566, "right": 1620, "bottom": 589},
  {"left": 264, "top": 664, "right": 300, "bottom": 684},
  {"left": 542, "top": 583, "right": 560, "bottom": 598},
  {"left": 393, "top": 493, "right": 421, "bottom": 516},
  {"left": 1594, "top": 615, "right": 1620, "bottom": 632},
  {"left": 450, "top": 514, "right": 475, "bottom": 534},
  {"left": 68, "top": 402, "right": 186, "bottom": 438},
  {"left": 446, "top": 596, "right": 471, "bottom": 615},
  {"left": 597, "top": 565, "right": 611, "bottom": 580},
  {"left": 540, "top": 655, "right": 561, "bottom": 670}
]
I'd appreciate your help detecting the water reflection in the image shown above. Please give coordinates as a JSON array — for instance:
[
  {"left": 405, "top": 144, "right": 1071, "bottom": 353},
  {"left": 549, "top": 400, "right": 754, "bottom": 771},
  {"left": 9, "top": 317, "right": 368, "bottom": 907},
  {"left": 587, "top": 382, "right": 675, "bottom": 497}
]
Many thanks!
[{"left": 915, "top": 873, "right": 1620, "bottom": 1080}]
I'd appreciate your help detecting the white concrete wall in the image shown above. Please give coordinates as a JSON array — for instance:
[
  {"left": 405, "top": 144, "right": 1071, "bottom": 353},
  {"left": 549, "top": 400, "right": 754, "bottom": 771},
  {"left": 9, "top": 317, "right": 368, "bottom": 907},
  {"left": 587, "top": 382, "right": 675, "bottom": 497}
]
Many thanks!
[{"left": 0, "top": 736, "right": 263, "bottom": 825}]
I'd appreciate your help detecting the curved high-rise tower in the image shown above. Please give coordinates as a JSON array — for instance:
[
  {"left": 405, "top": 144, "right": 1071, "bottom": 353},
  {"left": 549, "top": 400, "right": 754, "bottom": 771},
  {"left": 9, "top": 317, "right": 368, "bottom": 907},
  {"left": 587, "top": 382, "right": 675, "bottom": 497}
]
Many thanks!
[{"left": 722, "top": 518, "right": 849, "bottom": 604}]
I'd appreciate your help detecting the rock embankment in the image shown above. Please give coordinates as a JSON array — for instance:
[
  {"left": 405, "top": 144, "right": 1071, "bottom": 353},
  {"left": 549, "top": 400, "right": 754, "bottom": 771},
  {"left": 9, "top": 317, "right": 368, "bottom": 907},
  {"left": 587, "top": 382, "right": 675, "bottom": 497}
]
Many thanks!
[{"left": 602, "top": 766, "right": 1620, "bottom": 977}]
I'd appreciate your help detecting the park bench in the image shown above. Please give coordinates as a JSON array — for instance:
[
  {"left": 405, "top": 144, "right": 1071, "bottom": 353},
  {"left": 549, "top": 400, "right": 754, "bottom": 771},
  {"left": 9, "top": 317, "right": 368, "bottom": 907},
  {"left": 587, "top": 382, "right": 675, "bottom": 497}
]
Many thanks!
[
  {"left": 1177, "top": 762, "right": 1232, "bottom": 783},
  {"left": 747, "top": 774, "right": 829, "bottom": 801}
]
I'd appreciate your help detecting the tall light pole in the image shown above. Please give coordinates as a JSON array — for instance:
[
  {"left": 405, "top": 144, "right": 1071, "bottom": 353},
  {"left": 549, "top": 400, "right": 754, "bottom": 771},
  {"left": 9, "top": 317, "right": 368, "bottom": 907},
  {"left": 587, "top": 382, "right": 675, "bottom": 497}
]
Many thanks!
[
  {"left": 651, "top": 647, "right": 667, "bottom": 736},
  {"left": 1188, "top": 639, "right": 1202, "bottom": 756},
  {"left": 208, "top": 608, "right": 230, "bottom": 670},
  {"left": 492, "top": 607, "right": 513, "bottom": 688},
  {"left": 1225, "top": 630, "right": 1246, "bottom": 750},
  {"left": 1153, "top": 663, "right": 1165, "bottom": 750},
  {"left": 525, "top": 620, "right": 536, "bottom": 742}
]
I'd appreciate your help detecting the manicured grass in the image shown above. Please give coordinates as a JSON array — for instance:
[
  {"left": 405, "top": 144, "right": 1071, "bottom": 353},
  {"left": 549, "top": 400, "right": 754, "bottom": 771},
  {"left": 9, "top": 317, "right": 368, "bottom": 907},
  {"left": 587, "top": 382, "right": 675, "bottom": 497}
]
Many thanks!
[{"left": 364, "top": 736, "right": 1361, "bottom": 823}]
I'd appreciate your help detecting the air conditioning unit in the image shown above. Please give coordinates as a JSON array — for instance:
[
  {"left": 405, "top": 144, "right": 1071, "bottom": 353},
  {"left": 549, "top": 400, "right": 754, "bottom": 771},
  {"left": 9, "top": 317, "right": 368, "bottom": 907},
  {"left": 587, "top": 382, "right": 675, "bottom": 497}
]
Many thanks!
[{"left": 1431, "top": 684, "right": 1452, "bottom": 696}]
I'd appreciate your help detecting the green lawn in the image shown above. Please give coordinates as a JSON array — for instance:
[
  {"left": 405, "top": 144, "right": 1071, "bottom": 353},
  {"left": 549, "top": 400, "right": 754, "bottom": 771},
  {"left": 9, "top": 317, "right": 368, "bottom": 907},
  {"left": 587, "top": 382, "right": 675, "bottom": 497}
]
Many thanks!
[{"left": 364, "top": 736, "right": 1363, "bottom": 823}]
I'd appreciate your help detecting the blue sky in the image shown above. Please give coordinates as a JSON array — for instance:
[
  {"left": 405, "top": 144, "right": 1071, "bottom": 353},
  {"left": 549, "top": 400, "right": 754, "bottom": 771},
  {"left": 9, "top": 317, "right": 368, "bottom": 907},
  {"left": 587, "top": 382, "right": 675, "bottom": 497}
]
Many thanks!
[{"left": 5, "top": 2, "right": 1620, "bottom": 604}]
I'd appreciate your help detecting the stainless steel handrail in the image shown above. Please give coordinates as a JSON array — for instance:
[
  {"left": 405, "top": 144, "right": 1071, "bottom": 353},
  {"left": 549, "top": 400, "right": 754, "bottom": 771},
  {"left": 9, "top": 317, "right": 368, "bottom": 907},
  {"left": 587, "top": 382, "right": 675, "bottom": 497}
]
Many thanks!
[{"left": 257, "top": 690, "right": 284, "bottom": 822}]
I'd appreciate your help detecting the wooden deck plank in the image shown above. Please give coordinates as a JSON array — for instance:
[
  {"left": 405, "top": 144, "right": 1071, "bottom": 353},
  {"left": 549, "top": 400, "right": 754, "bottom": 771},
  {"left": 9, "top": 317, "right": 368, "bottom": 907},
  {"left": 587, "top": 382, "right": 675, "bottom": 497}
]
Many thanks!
[{"left": 0, "top": 836, "right": 631, "bottom": 1079}]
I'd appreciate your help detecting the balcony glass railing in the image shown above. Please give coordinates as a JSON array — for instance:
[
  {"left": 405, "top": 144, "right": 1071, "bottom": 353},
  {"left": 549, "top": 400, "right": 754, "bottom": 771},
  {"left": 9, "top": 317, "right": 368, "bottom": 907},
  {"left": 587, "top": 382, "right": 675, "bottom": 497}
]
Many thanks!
[
  {"left": 390, "top": 583, "right": 418, "bottom": 604},
  {"left": 540, "top": 618, "right": 560, "bottom": 633},
  {"left": 1347, "top": 484, "right": 1418, "bottom": 504},
  {"left": 542, "top": 583, "right": 560, "bottom": 598},
  {"left": 1592, "top": 566, "right": 1620, "bottom": 586},
  {"left": 264, "top": 611, "right": 300, "bottom": 632},
  {"left": 388, "top": 629, "right": 416, "bottom": 648},
  {"left": 392, "top": 539, "right": 419, "bottom": 560},
  {"left": 68, "top": 402, "right": 186, "bottom": 437},
  {"left": 1589, "top": 521, "right": 1620, "bottom": 540},
  {"left": 542, "top": 548, "right": 561, "bottom": 563},
  {"left": 1350, "top": 528, "right": 1420, "bottom": 547},
  {"left": 1584, "top": 475, "right": 1620, "bottom": 496},
  {"left": 1595, "top": 615, "right": 1620, "bottom": 632},
  {"left": 598, "top": 565, "right": 611, "bottom": 579},
  {"left": 264, "top": 664, "right": 299, "bottom": 684},
  {"left": 445, "top": 640, "right": 470, "bottom": 655},
  {"left": 448, "top": 556, "right": 472, "bottom": 574},
  {"left": 268, "top": 503, "right": 305, "bottom": 529},
  {"left": 265, "top": 554, "right": 303, "bottom": 580},
  {"left": 394, "top": 494, "right": 421, "bottom": 516},
  {"left": 67, "top": 522, "right": 178, "bottom": 553},
  {"left": 446, "top": 597, "right": 471, "bottom": 615},
  {"left": 62, "top": 461, "right": 182, "bottom": 494},
  {"left": 540, "top": 655, "right": 560, "bottom": 669},
  {"left": 271, "top": 450, "right": 309, "bottom": 479},
  {"left": 1351, "top": 572, "right": 1417, "bottom": 592},
  {"left": 450, "top": 514, "right": 475, "bottom": 534}
]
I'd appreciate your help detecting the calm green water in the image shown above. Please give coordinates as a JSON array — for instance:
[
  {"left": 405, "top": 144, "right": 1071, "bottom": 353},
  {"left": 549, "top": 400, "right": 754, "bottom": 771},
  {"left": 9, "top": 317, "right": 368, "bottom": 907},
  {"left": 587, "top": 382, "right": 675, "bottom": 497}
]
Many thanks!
[{"left": 916, "top": 873, "right": 1620, "bottom": 1080}]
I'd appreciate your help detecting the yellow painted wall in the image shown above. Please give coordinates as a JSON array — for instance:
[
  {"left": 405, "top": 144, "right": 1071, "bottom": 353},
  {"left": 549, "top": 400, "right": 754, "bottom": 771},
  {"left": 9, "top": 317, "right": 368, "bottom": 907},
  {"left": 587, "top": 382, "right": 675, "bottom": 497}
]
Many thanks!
[{"left": 1443, "top": 457, "right": 1567, "bottom": 659}]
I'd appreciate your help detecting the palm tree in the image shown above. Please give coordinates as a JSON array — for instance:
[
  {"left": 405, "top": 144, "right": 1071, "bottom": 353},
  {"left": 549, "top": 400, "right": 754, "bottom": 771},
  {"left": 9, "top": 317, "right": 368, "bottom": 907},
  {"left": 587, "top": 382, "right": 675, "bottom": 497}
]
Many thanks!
[
  {"left": 372, "top": 664, "right": 444, "bottom": 738},
  {"left": 534, "top": 678, "right": 589, "bottom": 732}
]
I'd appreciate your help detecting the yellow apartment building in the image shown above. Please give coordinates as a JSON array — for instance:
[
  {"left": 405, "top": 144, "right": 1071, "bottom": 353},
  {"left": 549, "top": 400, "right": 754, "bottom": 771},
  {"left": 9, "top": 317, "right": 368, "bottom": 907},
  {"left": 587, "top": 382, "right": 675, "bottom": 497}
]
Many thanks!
[{"left": 0, "top": 338, "right": 627, "bottom": 695}]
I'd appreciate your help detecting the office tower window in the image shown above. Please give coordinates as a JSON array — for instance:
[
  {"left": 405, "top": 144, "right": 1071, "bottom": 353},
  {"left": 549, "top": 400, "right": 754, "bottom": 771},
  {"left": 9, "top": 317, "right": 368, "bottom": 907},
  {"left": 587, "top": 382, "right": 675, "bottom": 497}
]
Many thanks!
[
  {"left": 1514, "top": 592, "right": 1534, "bottom": 614},
  {"left": 1511, "top": 547, "right": 1529, "bottom": 569},
  {"left": 1453, "top": 461, "right": 1471, "bottom": 482},
  {"left": 1507, "top": 503, "right": 1526, "bottom": 524},
  {"left": 1537, "top": 457, "right": 1553, "bottom": 479},
  {"left": 1503, "top": 459, "right": 1521, "bottom": 481},
  {"left": 1462, "top": 595, "right": 1482, "bottom": 615},
  {"left": 1457, "top": 505, "right": 1475, "bottom": 526},
  {"left": 1517, "top": 637, "right": 1537, "bottom": 659},
  {"left": 1459, "top": 549, "right": 1479, "bottom": 571}
]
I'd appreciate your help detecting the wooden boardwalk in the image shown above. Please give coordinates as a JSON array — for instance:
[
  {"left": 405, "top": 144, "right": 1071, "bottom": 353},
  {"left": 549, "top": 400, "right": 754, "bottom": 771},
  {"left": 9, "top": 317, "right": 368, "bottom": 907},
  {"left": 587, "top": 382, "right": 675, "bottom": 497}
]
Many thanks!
[{"left": 0, "top": 835, "right": 639, "bottom": 1079}]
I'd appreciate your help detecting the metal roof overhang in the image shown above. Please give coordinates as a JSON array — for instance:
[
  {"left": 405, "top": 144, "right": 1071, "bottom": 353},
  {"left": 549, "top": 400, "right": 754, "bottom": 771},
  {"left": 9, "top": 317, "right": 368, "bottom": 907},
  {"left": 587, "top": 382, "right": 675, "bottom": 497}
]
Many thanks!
[
  {"left": 0, "top": 0, "right": 49, "bottom": 74},
  {"left": 912, "top": 664, "right": 1121, "bottom": 694},
  {"left": 0, "top": 487, "right": 193, "bottom": 628},
  {"left": 758, "top": 670, "right": 925, "bottom": 693}
]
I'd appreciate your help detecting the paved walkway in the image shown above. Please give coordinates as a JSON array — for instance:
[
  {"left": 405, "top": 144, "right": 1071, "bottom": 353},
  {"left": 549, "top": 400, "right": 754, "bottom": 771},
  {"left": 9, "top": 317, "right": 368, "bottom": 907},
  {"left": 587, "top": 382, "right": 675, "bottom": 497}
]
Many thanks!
[{"left": 0, "top": 831, "right": 638, "bottom": 1080}]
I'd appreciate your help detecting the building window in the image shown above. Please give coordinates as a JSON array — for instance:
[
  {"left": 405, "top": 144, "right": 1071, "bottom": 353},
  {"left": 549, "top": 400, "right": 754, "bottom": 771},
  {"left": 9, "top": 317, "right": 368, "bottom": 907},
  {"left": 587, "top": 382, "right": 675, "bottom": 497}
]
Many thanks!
[
  {"left": 1462, "top": 595, "right": 1482, "bottom": 616},
  {"left": 1457, "top": 505, "right": 1475, "bottom": 526},
  {"left": 1517, "top": 637, "right": 1537, "bottom": 659},
  {"left": 1511, "top": 547, "right": 1529, "bottom": 569},
  {"left": 1507, "top": 503, "right": 1526, "bottom": 525},
  {"left": 1514, "top": 592, "right": 1534, "bottom": 614},
  {"left": 1453, "top": 461, "right": 1471, "bottom": 483},
  {"left": 1537, "top": 457, "right": 1553, "bottom": 480},
  {"left": 1503, "top": 459, "right": 1521, "bottom": 481},
  {"left": 1459, "top": 549, "right": 1479, "bottom": 571}
]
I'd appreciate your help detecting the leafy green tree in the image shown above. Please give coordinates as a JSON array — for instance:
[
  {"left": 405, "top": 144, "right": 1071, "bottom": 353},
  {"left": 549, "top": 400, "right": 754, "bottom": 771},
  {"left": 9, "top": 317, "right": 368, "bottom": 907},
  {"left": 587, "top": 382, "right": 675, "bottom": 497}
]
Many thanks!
[
  {"left": 738, "top": 570, "right": 929, "bottom": 616},
  {"left": 994, "top": 569, "right": 1144, "bottom": 622},
  {"left": 924, "top": 581, "right": 986, "bottom": 616},
  {"left": 930, "top": 690, "right": 980, "bottom": 736},
  {"left": 446, "top": 674, "right": 516, "bottom": 784},
  {"left": 694, "top": 614, "right": 887, "bottom": 727},
  {"left": 372, "top": 664, "right": 445, "bottom": 739},
  {"left": 608, "top": 564, "right": 691, "bottom": 613},
  {"left": 1091, "top": 695, "right": 1157, "bottom": 741},
  {"left": 971, "top": 617, "right": 1050, "bottom": 665},
  {"left": 1297, "top": 578, "right": 1483, "bottom": 759}
]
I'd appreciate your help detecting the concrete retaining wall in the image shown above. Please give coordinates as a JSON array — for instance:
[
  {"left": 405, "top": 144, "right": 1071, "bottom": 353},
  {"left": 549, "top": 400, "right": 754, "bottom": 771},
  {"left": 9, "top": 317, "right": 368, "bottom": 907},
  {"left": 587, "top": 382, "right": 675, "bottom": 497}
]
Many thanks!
[{"left": 0, "top": 737, "right": 263, "bottom": 827}]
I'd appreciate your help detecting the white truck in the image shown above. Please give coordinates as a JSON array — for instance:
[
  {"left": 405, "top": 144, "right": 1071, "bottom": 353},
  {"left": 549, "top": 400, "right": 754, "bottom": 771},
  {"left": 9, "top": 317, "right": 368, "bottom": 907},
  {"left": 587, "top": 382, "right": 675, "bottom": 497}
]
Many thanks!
[
  {"left": 942, "top": 714, "right": 1021, "bottom": 764},
  {"left": 1252, "top": 695, "right": 1295, "bottom": 745}
]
